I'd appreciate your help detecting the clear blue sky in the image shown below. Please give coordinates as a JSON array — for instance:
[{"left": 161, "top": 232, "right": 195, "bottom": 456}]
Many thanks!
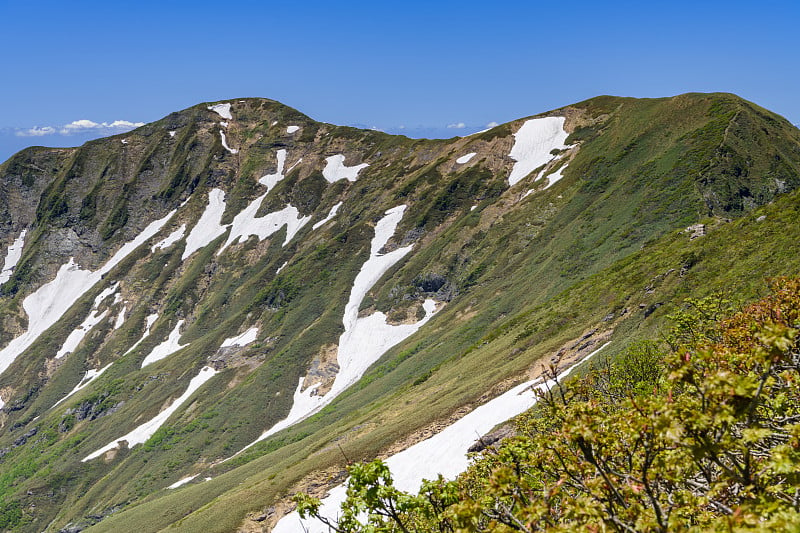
[{"left": 1, "top": 0, "right": 798, "bottom": 161}]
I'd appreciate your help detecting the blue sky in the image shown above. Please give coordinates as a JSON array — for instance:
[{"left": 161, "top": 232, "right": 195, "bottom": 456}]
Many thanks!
[{"left": 1, "top": 0, "right": 798, "bottom": 161}]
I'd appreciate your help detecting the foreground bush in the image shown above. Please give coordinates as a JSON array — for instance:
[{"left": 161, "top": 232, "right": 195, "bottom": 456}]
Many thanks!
[{"left": 298, "top": 278, "right": 800, "bottom": 532}]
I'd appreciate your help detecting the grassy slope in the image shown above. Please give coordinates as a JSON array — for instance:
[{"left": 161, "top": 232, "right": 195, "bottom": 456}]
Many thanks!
[
  {"left": 87, "top": 170, "right": 800, "bottom": 533},
  {"left": 0, "top": 93, "right": 798, "bottom": 531}
]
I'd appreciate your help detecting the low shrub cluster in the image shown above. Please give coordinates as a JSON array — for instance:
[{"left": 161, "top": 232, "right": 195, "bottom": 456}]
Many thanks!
[{"left": 298, "top": 278, "right": 800, "bottom": 531}]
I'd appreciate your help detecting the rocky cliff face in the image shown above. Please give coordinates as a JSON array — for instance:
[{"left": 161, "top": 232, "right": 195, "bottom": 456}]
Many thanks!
[{"left": 0, "top": 94, "right": 799, "bottom": 532}]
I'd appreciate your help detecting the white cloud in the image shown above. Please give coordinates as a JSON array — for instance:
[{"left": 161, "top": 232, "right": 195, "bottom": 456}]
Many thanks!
[
  {"left": 107, "top": 120, "right": 144, "bottom": 129},
  {"left": 57, "top": 119, "right": 144, "bottom": 135},
  {"left": 59, "top": 119, "right": 101, "bottom": 134},
  {"left": 12, "top": 119, "right": 144, "bottom": 140},
  {"left": 447, "top": 122, "right": 466, "bottom": 129},
  {"left": 485, "top": 121, "right": 499, "bottom": 128},
  {"left": 16, "top": 126, "right": 57, "bottom": 137}
]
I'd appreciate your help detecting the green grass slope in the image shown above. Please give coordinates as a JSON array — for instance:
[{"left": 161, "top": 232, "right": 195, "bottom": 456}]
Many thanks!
[{"left": 0, "top": 93, "right": 797, "bottom": 532}]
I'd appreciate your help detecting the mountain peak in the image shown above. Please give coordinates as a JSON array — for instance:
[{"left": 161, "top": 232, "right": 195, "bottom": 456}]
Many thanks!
[{"left": 1, "top": 93, "right": 799, "bottom": 532}]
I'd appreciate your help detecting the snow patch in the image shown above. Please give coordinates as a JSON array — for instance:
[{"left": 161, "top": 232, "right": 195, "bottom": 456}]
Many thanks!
[
  {"left": 83, "top": 366, "right": 218, "bottom": 461},
  {"left": 456, "top": 152, "right": 476, "bottom": 164},
  {"left": 182, "top": 189, "right": 228, "bottom": 260},
  {"left": 151, "top": 224, "right": 186, "bottom": 252},
  {"left": 114, "top": 305, "right": 127, "bottom": 330},
  {"left": 52, "top": 363, "right": 113, "bottom": 408},
  {"left": 258, "top": 149, "right": 287, "bottom": 192},
  {"left": 56, "top": 308, "right": 109, "bottom": 359},
  {"left": 543, "top": 166, "right": 566, "bottom": 189},
  {"left": 0, "top": 211, "right": 175, "bottom": 378},
  {"left": 168, "top": 130, "right": 177, "bottom": 138},
  {"left": 140, "top": 320, "right": 187, "bottom": 368},
  {"left": 231, "top": 206, "right": 435, "bottom": 457},
  {"left": 220, "top": 121, "right": 229, "bottom": 128},
  {"left": 167, "top": 475, "right": 198, "bottom": 489},
  {"left": 507, "top": 117, "right": 571, "bottom": 187},
  {"left": 275, "top": 343, "right": 609, "bottom": 533},
  {"left": 208, "top": 103, "right": 232, "bottom": 120},
  {"left": 470, "top": 205, "right": 477, "bottom": 211},
  {"left": 276, "top": 261, "right": 288, "bottom": 274},
  {"left": 322, "top": 154, "right": 368, "bottom": 183},
  {"left": 312, "top": 202, "right": 343, "bottom": 230},
  {"left": 124, "top": 312, "right": 159, "bottom": 355},
  {"left": 220, "top": 130, "right": 238, "bottom": 154},
  {"left": 286, "top": 125, "right": 300, "bottom": 134},
  {"left": 221, "top": 327, "right": 259, "bottom": 348},
  {"left": 218, "top": 195, "right": 311, "bottom": 253},
  {"left": 0, "top": 229, "right": 27, "bottom": 285}
]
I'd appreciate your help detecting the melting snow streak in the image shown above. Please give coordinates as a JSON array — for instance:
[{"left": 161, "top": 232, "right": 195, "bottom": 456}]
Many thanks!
[
  {"left": 312, "top": 202, "right": 343, "bottom": 230},
  {"left": 83, "top": 366, "right": 218, "bottom": 461},
  {"left": 182, "top": 189, "right": 227, "bottom": 260},
  {"left": 274, "top": 343, "right": 610, "bottom": 533},
  {"left": 231, "top": 205, "right": 436, "bottom": 457},
  {"left": 0, "top": 229, "right": 27, "bottom": 285},
  {"left": 53, "top": 363, "right": 113, "bottom": 408},
  {"left": 220, "top": 131, "right": 238, "bottom": 154},
  {"left": 221, "top": 327, "right": 259, "bottom": 348},
  {"left": 140, "top": 320, "right": 187, "bottom": 368}
]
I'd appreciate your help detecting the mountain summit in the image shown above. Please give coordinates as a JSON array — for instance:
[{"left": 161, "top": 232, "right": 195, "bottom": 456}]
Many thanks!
[{"left": 1, "top": 93, "right": 799, "bottom": 532}]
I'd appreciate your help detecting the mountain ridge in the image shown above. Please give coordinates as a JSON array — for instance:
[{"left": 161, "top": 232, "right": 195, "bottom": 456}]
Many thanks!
[{"left": 0, "top": 93, "right": 799, "bottom": 532}]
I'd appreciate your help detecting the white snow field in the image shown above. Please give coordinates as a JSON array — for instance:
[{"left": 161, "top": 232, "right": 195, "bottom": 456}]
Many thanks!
[
  {"left": 286, "top": 125, "right": 300, "bottom": 134},
  {"left": 55, "top": 282, "right": 120, "bottom": 359},
  {"left": 543, "top": 165, "right": 567, "bottom": 189},
  {"left": 231, "top": 206, "right": 437, "bottom": 457},
  {"left": 0, "top": 229, "right": 27, "bottom": 285},
  {"left": 220, "top": 327, "right": 259, "bottom": 348},
  {"left": 124, "top": 312, "right": 159, "bottom": 355},
  {"left": 151, "top": 224, "right": 186, "bottom": 252},
  {"left": 258, "top": 149, "right": 287, "bottom": 192},
  {"left": 207, "top": 103, "right": 233, "bottom": 120},
  {"left": 167, "top": 475, "right": 198, "bottom": 489},
  {"left": 507, "top": 117, "right": 571, "bottom": 187},
  {"left": 140, "top": 320, "right": 188, "bottom": 368},
  {"left": 274, "top": 343, "right": 610, "bottom": 533},
  {"left": 456, "top": 152, "right": 476, "bottom": 164},
  {"left": 83, "top": 366, "right": 218, "bottom": 461},
  {"left": 322, "top": 154, "right": 368, "bottom": 183},
  {"left": 217, "top": 195, "right": 312, "bottom": 253},
  {"left": 114, "top": 305, "right": 127, "bottom": 330},
  {"left": 181, "top": 189, "right": 228, "bottom": 260},
  {"left": 0, "top": 210, "right": 175, "bottom": 379},
  {"left": 52, "top": 363, "right": 113, "bottom": 408},
  {"left": 219, "top": 130, "right": 238, "bottom": 154},
  {"left": 312, "top": 202, "right": 343, "bottom": 230},
  {"left": 168, "top": 130, "right": 177, "bottom": 138}
]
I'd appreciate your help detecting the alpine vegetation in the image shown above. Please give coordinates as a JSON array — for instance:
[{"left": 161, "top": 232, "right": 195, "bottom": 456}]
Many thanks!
[{"left": 0, "top": 93, "right": 799, "bottom": 532}]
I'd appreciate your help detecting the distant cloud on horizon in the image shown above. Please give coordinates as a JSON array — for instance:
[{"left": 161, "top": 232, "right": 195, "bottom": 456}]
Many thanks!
[
  {"left": 15, "top": 119, "right": 145, "bottom": 137},
  {"left": 447, "top": 122, "right": 466, "bottom": 129},
  {"left": 17, "top": 126, "right": 57, "bottom": 137}
]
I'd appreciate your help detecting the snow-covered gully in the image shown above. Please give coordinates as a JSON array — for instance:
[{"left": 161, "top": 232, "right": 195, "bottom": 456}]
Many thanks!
[
  {"left": 83, "top": 366, "right": 218, "bottom": 462},
  {"left": 228, "top": 205, "right": 436, "bottom": 458},
  {"left": 274, "top": 342, "right": 610, "bottom": 532}
]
